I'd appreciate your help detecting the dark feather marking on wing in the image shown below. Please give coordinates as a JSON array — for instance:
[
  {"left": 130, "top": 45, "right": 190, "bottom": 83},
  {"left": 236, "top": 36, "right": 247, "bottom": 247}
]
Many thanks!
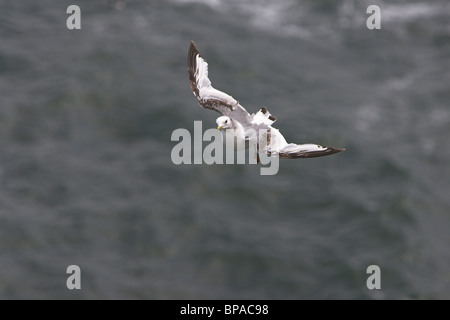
[
  {"left": 188, "top": 41, "right": 201, "bottom": 98},
  {"left": 187, "top": 42, "right": 260, "bottom": 128},
  {"left": 259, "top": 107, "right": 276, "bottom": 121},
  {"left": 188, "top": 41, "right": 235, "bottom": 114},
  {"left": 202, "top": 98, "right": 234, "bottom": 113},
  {"left": 271, "top": 146, "right": 345, "bottom": 159}
]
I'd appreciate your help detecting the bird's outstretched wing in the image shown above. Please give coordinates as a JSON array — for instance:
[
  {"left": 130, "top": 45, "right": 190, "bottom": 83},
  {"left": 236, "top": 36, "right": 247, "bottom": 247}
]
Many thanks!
[
  {"left": 188, "top": 41, "right": 251, "bottom": 123},
  {"left": 275, "top": 143, "right": 344, "bottom": 159},
  {"left": 188, "top": 41, "right": 345, "bottom": 159}
]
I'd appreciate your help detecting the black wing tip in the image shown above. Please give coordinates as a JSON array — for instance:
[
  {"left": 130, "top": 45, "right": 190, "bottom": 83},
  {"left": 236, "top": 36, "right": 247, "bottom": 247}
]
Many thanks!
[
  {"left": 188, "top": 41, "right": 202, "bottom": 97},
  {"left": 189, "top": 40, "right": 197, "bottom": 52},
  {"left": 277, "top": 146, "right": 345, "bottom": 159},
  {"left": 308, "top": 146, "right": 345, "bottom": 157},
  {"left": 188, "top": 41, "right": 202, "bottom": 62},
  {"left": 189, "top": 40, "right": 199, "bottom": 52},
  {"left": 188, "top": 41, "right": 205, "bottom": 74},
  {"left": 328, "top": 146, "right": 345, "bottom": 153}
]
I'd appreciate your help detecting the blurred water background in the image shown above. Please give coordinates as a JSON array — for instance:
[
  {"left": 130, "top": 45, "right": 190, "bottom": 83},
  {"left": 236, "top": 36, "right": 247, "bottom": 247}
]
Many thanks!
[{"left": 1, "top": 0, "right": 450, "bottom": 299}]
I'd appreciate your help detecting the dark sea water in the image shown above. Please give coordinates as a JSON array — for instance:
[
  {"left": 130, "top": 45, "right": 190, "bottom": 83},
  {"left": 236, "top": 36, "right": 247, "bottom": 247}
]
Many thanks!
[{"left": 1, "top": 0, "right": 450, "bottom": 299}]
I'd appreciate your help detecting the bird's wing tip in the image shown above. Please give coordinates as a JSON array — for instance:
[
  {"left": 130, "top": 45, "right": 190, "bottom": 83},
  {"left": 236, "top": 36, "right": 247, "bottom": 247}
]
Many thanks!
[{"left": 189, "top": 41, "right": 200, "bottom": 56}]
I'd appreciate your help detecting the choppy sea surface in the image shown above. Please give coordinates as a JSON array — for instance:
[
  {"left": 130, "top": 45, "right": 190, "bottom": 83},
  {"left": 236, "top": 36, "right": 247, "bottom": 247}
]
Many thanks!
[{"left": 1, "top": 0, "right": 450, "bottom": 299}]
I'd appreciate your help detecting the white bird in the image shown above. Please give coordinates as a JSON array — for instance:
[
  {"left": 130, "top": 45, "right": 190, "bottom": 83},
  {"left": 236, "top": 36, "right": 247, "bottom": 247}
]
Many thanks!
[{"left": 187, "top": 41, "right": 344, "bottom": 159}]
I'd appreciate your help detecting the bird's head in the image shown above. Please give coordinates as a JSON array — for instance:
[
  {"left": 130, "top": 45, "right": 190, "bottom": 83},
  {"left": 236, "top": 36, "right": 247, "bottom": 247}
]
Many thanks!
[{"left": 216, "top": 116, "right": 233, "bottom": 130}]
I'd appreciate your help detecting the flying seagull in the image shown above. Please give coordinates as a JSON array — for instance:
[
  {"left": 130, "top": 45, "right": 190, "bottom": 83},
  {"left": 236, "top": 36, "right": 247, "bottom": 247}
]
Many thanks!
[{"left": 187, "top": 41, "right": 344, "bottom": 159}]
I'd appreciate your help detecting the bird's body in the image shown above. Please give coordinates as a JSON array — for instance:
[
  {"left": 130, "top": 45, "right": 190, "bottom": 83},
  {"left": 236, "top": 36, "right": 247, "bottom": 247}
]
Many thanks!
[{"left": 187, "top": 41, "right": 344, "bottom": 159}]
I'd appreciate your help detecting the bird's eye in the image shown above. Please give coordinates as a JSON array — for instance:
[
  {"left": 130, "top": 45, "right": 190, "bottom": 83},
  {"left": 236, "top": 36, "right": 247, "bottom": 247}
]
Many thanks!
[{"left": 225, "top": 120, "right": 228, "bottom": 123}]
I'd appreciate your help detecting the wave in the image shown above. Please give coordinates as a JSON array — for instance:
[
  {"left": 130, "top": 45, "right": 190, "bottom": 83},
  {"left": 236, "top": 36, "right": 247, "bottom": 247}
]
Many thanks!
[{"left": 172, "top": 0, "right": 450, "bottom": 41}]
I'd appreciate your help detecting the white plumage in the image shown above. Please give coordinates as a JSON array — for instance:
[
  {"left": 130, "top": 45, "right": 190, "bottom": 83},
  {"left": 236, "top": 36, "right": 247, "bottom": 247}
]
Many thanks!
[{"left": 188, "top": 41, "right": 344, "bottom": 159}]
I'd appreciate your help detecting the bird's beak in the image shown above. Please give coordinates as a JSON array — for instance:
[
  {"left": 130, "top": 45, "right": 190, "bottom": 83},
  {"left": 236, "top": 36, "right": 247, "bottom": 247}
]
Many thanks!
[{"left": 217, "top": 126, "right": 223, "bottom": 130}]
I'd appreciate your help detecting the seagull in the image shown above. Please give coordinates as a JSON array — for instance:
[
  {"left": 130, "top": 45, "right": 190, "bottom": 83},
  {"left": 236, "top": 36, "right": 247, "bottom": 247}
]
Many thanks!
[{"left": 187, "top": 41, "right": 344, "bottom": 159}]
